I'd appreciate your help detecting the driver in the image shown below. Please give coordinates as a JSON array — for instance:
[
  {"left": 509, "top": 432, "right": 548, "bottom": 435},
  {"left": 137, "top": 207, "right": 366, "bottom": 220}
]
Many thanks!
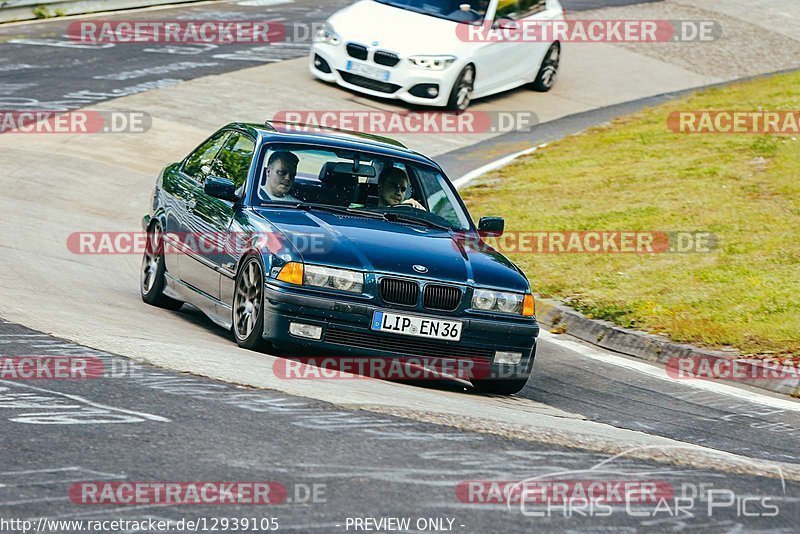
[
  {"left": 377, "top": 167, "right": 425, "bottom": 210},
  {"left": 262, "top": 151, "right": 300, "bottom": 201}
]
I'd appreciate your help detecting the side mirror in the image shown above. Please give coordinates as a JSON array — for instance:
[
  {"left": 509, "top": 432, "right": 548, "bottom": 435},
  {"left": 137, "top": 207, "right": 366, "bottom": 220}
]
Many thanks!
[
  {"left": 478, "top": 216, "right": 505, "bottom": 237},
  {"left": 204, "top": 176, "right": 240, "bottom": 202},
  {"left": 492, "top": 18, "right": 519, "bottom": 30}
]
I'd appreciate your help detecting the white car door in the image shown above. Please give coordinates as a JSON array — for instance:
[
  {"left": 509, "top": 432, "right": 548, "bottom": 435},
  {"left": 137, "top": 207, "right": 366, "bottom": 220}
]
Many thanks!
[
  {"left": 514, "top": 0, "right": 561, "bottom": 84},
  {"left": 468, "top": 0, "right": 523, "bottom": 95}
]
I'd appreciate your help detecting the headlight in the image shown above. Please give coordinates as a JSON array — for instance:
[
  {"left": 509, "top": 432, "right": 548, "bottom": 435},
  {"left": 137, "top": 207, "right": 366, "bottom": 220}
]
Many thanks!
[
  {"left": 472, "top": 289, "right": 496, "bottom": 310},
  {"left": 304, "top": 265, "right": 364, "bottom": 293},
  {"left": 408, "top": 55, "right": 457, "bottom": 70},
  {"left": 496, "top": 293, "right": 523, "bottom": 313},
  {"left": 471, "top": 289, "right": 530, "bottom": 315},
  {"left": 314, "top": 22, "right": 341, "bottom": 46}
]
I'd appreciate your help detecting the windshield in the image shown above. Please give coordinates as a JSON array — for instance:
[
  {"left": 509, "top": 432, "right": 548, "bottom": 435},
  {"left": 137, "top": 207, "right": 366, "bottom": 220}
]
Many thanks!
[
  {"left": 374, "top": 0, "right": 490, "bottom": 24},
  {"left": 251, "top": 144, "right": 473, "bottom": 231}
]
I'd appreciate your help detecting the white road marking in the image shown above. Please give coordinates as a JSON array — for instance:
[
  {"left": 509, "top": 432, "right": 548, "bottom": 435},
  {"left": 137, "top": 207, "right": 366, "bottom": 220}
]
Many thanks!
[
  {"left": 8, "top": 39, "right": 114, "bottom": 49},
  {"left": 0, "top": 380, "right": 170, "bottom": 421},
  {"left": 0, "top": 496, "right": 70, "bottom": 506},
  {"left": 0, "top": 0, "right": 222, "bottom": 27},
  {"left": 452, "top": 144, "right": 547, "bottom": 190},
  {"left": 237, "top": 0, "right": 294, "bottom": 5},
  {"left": 540, "top": 331, "right": 800, "bottom": 411},
  {"left": 450, "top": 117, "right": 799, "bottom": 411},
  {"left": 0, "top": 467, "right": 78, "bottom": 475}
]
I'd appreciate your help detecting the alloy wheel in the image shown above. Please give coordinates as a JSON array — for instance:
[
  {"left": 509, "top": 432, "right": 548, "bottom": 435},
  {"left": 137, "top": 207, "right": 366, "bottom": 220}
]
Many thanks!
[{"left": 234, "top": 260, "right": 263, "bottom": 340}]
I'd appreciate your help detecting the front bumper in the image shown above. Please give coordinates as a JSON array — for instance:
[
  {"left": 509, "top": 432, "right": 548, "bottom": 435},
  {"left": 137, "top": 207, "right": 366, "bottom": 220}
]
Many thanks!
[
  {"left": 309, "top": 44, "right": 463, "bottom": 108},
  {"left": 262, "top": 283, "right": 538, "bottom": 380}
]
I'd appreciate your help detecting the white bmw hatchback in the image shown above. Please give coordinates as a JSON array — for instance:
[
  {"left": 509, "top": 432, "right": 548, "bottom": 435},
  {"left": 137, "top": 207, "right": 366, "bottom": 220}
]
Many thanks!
[{"left": 310, "top": 0, "right": 564, "bottom": 111}]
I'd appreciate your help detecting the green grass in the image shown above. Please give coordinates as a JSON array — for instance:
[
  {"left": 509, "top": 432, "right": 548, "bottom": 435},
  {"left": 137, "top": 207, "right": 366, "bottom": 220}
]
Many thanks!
[{"left": 462, "top": 70, "right": 800, "bottom": 357}]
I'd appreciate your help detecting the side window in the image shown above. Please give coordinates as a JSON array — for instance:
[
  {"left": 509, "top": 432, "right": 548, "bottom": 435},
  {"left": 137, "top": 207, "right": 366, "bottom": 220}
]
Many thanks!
[
  {"left": 212, "top": 132, "right": 256, "bottom": 189},
  {"left": 495, "top": 0, "right": 520, "bottom": 20},
  {"left": 183, "top": 131, "right": 229, "bottom": 183},
  {"left": 518, "top": 0, "right": 546, "bottom": 18},
  {"left": 413, "top": 168, "right": 470, "bottom": 229}
]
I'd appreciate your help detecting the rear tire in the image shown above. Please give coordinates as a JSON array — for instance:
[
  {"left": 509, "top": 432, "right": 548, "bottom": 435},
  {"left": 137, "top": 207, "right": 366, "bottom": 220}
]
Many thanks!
[
  {"left": 233, "top": 256, "right": 271, "bottom": 351},
  {"left": 531, "top": 42, "right": 560, "bottom": 92},
  {"left": 141, "top": 223, "right": 183, "bottom": 311}
]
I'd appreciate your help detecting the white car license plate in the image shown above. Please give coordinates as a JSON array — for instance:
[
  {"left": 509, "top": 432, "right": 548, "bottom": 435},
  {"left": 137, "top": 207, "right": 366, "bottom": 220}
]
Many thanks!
[
  {"left": 346, "top": 60, "right": 391, "bottom": 82},
  {"left": 371, "top": 311, "right": 462, "bottom": 342}
]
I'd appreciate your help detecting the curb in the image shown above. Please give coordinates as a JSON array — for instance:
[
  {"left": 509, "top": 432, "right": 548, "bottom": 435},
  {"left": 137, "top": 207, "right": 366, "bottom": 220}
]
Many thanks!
[
  {"left": 534, "top": 298, "right": 800, "bottom": 398},
  {"left": 0, "top": 0, "right": 210, "bottom": 23}
]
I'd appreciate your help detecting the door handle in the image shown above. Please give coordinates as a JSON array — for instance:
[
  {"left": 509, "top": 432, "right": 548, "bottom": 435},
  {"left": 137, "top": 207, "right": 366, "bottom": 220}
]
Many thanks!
[{"left": 186, "top": 199, "right": 197, "bottom": 211}]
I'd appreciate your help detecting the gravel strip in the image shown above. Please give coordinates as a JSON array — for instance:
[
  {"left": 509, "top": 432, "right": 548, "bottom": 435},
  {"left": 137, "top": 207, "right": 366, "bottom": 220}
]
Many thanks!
[{"left": 581, "top": 0, "right": 800, "bottom": 80}]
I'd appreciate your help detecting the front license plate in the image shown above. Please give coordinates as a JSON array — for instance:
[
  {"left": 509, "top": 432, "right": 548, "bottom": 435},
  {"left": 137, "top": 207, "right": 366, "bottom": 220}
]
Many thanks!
[
  {"left": 346, "top": 60, "right": 391, "bottom": 82},
  {"left": 371, "top": 311, "right": 462, "bottom": 342}
]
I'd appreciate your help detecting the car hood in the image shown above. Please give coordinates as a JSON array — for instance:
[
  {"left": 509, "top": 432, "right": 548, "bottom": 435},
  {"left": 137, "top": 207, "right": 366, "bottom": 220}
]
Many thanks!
[
  {"left": 254, "top": 208, "right": 529, "bottom": 292},
  {"left": 327, "top": 0, "right": 471, "bottom": 56}
]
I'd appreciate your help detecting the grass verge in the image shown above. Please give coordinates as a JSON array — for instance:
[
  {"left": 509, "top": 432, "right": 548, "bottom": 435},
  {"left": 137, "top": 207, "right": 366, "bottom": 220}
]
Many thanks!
[{"left": 462, "top": 70, "right": 800, "bottom": 357}]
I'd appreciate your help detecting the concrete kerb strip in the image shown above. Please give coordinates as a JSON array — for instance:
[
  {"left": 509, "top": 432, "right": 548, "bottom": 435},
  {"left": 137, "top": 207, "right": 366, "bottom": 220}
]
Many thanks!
[
  {"left": 454, "top": 139, "right": 800, "bottom": 399},
  {"left": 0, "top": 0, "right": 216, "bottom": 24},
  {"left": 534, "top": 298, "right": 800, "bottom": 398},
  {"left": 448, "top": 68, "right": 800, "bottom": 400}
]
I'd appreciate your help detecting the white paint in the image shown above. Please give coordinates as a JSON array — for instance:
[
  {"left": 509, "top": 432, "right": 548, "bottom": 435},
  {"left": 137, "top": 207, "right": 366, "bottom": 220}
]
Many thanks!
[
  {"left": 8, "top": 38, "right": 114, "bottom": 49},
  {"left": 0, "top": 496, "right": 69, "bottom": 506},
  {"left": 237, "top": 0, "right": 293, "bottom": 6},
  {"left": 452, "top": 144, "right": 547, "bottom": 190},
  {"left": 0, "top": 380, "right": 170, "bottom": 421},
  {"left": 93, "top": 62, "right": 219, "bottom": 81},
  {"left": 144, "top": 44, "right": 217, "bottom": 55},
  {"left": 0, "top": 64, "right": 45, "bottom": 73},
  {"left": 540, "top": 331, "right": 800, "bottom": 412},
  {"left": 0, "top": 0, "right": 222, "bottom": 27},
  {"left": 212, "top": 47, "right": 284, "bottom": 62},
  {"left": 0, "top": 467, "right": 79, "bottom": 475}
]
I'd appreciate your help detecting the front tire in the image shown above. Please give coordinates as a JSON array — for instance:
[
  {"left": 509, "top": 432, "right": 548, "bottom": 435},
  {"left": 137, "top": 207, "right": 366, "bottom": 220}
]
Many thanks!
[
  {"left": 470, "top": 350, "right": 536, "bottom": 395},
  {"left": 531, "top": 42, "right": 560, "bottom": 92},
  {"left": 141, "top": 223, "right": 183, "bottom": 310},
  {"left": 446, "top": 65, "right": 475, "bottom": 112},
  {"left": 470, "top": 375, "right": 531, "bottom": 395},
  {"left": 233, "top": 256, "right": 271, "bottom": 351}
]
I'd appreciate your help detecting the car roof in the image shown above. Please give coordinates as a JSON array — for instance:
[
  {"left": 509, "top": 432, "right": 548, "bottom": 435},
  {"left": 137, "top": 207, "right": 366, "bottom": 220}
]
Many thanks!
[{"left": 227, "top": 122, "right": 442, "bottom": 170}]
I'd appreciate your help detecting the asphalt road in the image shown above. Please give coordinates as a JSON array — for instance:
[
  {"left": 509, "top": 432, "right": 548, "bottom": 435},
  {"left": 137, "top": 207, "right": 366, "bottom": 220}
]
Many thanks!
[
  {"left": 1, "top": 318, "right": 798, "bottom": 532},
  {"left": 0, "top": 0, "right": 657, "bottom": 113},
  {"left": 3, "top": 1, "right": 800, "bottom": 532}
]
